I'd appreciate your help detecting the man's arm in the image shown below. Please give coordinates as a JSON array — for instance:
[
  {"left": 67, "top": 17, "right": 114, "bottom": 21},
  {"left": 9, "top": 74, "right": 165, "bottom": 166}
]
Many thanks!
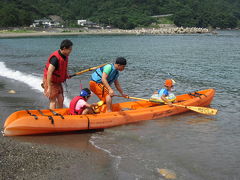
[
  {"left": 45, "top": 64, "right": 55, "bottom": 98},
  {"left": 102, "top": 72, "right": 114, "bottom": 96},
  {"left": 114, "top": 80, "right": 128, "bottom": 97},
  {"left": 114, "top": 80, "right": 123, "bottom": 95}
]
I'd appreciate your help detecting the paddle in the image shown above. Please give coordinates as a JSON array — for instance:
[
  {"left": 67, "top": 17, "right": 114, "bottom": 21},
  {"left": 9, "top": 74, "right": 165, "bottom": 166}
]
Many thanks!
[
  {"left": 69, "top": 63, "right": 107, "bottom": 78},
  {"left": 169, "top": 104, "right": 218, "bottom": 116},
  {"left": 114, "top": 95, "right": 218, "bottom": 116},
  {"left": 114, "top": 95, "right": 148, "bottom": 101},
  {"left": 92, "top": 100, "right": 105, "bottom": 113}
]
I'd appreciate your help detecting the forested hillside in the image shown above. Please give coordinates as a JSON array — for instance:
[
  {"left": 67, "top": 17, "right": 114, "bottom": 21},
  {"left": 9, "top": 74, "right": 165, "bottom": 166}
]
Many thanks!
[{"left": 0, "top": 0, "right": 239, "bottom": 29}]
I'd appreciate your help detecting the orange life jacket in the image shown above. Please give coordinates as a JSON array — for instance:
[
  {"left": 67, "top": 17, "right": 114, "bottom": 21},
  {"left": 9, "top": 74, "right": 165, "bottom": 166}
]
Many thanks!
[{"left": 43, "top": 50, "right": 68, "bottom": 83}]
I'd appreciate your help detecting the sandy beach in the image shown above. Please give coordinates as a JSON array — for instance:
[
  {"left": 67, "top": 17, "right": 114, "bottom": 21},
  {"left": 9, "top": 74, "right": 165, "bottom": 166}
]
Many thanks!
[{"left": 0, "top": 77, "right": 114, "bottom": 180}]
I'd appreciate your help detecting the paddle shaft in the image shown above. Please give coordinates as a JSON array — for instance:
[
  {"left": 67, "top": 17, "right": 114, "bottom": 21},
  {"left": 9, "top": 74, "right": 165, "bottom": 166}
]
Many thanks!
[
  {"left": 114, "top": 95, "right": 149, "bottom": 101},
  {"left": 69, "top": 63, "right": 107, "bottom": 78}
]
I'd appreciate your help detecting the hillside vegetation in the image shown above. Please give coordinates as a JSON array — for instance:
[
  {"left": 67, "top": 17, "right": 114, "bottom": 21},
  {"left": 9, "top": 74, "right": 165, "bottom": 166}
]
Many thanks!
[{"left": 0, "top": 0, "right": 239, "bottom": 29}]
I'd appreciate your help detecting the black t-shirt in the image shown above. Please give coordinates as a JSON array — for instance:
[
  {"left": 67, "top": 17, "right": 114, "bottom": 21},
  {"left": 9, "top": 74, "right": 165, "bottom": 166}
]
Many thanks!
[{"left": 49, "top": 50, "right": 67, "bottom": 70}]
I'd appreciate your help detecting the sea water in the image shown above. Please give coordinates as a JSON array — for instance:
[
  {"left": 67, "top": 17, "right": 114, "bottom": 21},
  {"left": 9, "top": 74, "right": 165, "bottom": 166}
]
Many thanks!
[{"left": 0, "top": 31, "right": 240, "bottom": 179}]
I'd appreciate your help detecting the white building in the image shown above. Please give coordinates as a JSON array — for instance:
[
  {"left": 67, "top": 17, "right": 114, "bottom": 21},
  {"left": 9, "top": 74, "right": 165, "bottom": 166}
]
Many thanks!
[
  {"left": 31, "top": 18, "right": 60, "bottom": 27},
  {"left": 77, "top": 20, "right": 87, "bottom": 26},
  {"left": 77, "top": 20, "right": 99, "bottom": 28}
]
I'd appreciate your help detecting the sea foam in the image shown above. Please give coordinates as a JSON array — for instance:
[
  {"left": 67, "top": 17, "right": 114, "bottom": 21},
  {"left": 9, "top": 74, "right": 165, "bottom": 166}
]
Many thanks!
[{"left": 0, "top": 61, "right": 70, "bottom": 106}]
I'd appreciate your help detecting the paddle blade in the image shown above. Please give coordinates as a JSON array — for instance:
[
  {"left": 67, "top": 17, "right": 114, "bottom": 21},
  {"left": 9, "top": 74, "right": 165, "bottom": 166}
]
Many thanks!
[{"left": 186, "top": 106, "right": 218, "bottom": 115}]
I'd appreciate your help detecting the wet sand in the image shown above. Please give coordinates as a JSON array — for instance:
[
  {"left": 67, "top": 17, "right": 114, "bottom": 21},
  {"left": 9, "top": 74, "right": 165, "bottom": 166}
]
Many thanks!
[
  {"left": 0, "top": 77, "right": 115, "bottom": 179},
  {"left": 0, "top": 132, "right": 117, "bottom": 180}
]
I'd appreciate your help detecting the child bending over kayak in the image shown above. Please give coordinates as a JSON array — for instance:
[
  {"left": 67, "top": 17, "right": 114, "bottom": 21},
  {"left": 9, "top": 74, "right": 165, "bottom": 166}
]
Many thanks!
[
  {"left": 69, "top": 88, "right": 98, "bottom": 115},
  {"left": 150, "top": 79, "right": 176, "bottom": 106}
]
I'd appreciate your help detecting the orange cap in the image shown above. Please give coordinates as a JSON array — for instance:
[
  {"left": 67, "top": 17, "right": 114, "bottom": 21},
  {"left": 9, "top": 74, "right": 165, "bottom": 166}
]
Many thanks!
[{"left": 165, "top": 79, "right": 173, "bottom": 87}]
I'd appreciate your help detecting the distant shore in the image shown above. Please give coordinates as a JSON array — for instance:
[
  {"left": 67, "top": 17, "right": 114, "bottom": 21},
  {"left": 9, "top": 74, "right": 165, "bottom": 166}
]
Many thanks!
[{"left": 0, "top": 26, "right": 212, "bottom": 38}]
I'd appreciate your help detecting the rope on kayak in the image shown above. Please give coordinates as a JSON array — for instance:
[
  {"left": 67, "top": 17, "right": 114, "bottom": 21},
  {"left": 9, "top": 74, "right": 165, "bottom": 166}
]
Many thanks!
[
  {"left": 26, "top": 110, "right": 38, "bottom": 120},
  {"left": 84, "top": 115, "right": 90, "bottom": 129},
  {"left": 188, "top": 91, "right": 207, "bottom": 99},
  {"left": 37, "top": 110, "right": 54, "bottom": 124},
  {"left": 49, "top": 109, "right": 64, "bottom": 119},
  {"left": 194, "top": 92, "right": 207, "bottom": 97}
]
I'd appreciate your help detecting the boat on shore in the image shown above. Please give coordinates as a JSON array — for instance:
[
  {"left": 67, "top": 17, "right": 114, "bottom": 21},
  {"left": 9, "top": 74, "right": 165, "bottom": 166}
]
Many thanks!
[{"left": 3, "top": 89, "right": 216, "bottom": 136}]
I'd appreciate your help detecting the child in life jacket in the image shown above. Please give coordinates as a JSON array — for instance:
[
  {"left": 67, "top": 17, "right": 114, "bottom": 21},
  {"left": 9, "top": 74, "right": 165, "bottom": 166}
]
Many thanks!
[
  {"left": 150, "top": 79, "right": 176, "bottom": 106},
  {"left": 69, "top": 88, "right": 97, "bottom": 115}
]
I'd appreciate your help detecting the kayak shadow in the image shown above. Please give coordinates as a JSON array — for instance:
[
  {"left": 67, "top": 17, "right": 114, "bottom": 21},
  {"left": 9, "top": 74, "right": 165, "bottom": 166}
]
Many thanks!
[{"left": 12, "top": 129, "right": 104, "bottom": 151}]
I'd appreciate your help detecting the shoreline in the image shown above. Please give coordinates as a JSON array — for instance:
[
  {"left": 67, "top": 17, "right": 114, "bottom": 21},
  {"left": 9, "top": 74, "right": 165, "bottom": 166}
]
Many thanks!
[{"left": 0, "top": 27, "right": 211, "bottom": 38}]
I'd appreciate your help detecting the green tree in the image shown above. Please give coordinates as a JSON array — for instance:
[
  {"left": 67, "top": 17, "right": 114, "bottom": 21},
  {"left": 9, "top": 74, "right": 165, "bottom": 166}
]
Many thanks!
[{"left": 0, "top": 0, "right": 239, "bottom": 28}]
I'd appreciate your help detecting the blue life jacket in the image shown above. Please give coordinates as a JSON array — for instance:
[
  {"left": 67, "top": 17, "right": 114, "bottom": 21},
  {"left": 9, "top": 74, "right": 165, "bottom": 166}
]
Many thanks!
[
  {"left": 158, "top": 88, "right": 169, "bottom": 97},
  {"left": 91, "top": 64, "right": 119, "bottom": 85}
]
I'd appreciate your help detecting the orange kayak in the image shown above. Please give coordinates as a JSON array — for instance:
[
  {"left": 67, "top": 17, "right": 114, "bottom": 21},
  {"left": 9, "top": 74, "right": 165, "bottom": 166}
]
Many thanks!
[{"left": 3, "top": 89, "right": 216, "bottom": 136}]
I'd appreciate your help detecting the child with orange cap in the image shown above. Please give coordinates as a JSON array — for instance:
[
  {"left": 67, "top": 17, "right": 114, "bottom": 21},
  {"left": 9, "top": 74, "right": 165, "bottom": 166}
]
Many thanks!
[{"left": 150, "top": 79, "right": 176, "bottom": 106}]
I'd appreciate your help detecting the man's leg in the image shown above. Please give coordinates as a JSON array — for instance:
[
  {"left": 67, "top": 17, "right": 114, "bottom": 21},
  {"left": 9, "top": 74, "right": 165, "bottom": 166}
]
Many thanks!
[
  {"left": 90, "top": 81, "right": 110, "bottom": 112},
  {"left": 106, "top": 95, "right": 112, "bottom": 112},
  {"left": 57, "top": 93, "right": 64, "bottom": 108},
  {"left": 56, "top": 83, "right": 64, "bottom": 108},
  {"left": 49, "top": 98, "right": 57, "bottom": 109},
  {"left": 43, "top": 78, "right": 56, "bottom": 109}
]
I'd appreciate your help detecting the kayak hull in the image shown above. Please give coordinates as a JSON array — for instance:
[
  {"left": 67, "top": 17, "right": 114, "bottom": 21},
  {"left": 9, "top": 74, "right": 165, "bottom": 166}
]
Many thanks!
[{"left": 3, "top": 89, "right": 216, "bottom": 136}]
